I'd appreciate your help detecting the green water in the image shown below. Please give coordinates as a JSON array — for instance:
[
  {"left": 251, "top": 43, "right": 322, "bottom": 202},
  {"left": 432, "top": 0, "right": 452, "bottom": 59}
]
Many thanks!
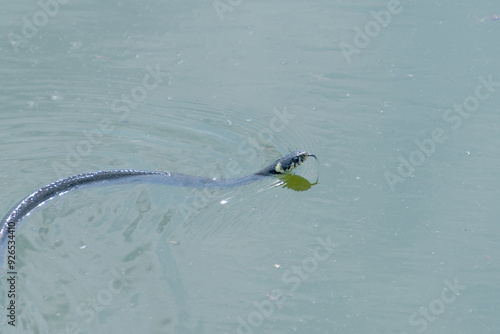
[{"left": 1, "top": 0, "right": 499, "bottom": 333}]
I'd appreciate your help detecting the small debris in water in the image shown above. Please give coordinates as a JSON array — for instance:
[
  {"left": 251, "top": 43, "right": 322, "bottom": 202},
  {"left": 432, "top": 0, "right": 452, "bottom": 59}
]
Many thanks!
[
  {"left": 267, "top": 289, "right": 284, "bottom": 305},
  {"left": 69, "top": 41, "right": 82, "bottom": 50},
  {"left": 51, "top": 91, "right": 63, "bottom": 101},
  {"left": 475, "top": 14, "right": 499, "bottom": 23},
  {"left": 27, "top": 101, "right": 37, "bottom": 109}
]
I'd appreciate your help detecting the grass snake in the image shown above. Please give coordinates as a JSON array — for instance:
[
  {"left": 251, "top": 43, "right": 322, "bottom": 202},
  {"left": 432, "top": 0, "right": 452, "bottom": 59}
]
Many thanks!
[{"left": 0, "top": 150, "right": 316, "bottom": 274}]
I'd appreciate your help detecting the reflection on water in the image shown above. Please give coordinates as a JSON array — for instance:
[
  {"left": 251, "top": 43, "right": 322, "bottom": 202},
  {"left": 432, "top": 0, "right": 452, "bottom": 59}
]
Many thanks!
[{"left": 277, "top": 174, "right": 318, "bottom": 192}]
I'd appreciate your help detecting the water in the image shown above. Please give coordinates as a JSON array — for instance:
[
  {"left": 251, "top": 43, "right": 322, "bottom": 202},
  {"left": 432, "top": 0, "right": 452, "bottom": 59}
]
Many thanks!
[{"left": 1, "top": 0, "right": 499, "bottom": 333}]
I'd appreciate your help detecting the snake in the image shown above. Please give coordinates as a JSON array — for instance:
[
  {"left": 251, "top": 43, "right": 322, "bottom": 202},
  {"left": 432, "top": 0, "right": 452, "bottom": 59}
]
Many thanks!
[{"left": 0, "top": 150, "right": 315, "bottom": 274}]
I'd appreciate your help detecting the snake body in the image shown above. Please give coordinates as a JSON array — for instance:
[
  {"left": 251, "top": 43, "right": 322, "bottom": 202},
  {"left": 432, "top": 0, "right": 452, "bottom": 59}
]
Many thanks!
[{"left": 0, "top": 151, "right": 314, "bottom": 274}]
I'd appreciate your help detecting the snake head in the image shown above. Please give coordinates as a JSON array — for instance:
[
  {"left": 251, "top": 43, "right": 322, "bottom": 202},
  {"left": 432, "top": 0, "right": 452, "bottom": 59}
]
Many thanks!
[{"left": 272, "top": 151, "right": 316, "bottom": 174}]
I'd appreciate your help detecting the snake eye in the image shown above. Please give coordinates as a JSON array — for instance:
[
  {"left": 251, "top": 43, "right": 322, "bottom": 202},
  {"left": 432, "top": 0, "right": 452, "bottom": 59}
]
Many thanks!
[{"left": 292, "top": 157, "right": 300, "bottom": 164}]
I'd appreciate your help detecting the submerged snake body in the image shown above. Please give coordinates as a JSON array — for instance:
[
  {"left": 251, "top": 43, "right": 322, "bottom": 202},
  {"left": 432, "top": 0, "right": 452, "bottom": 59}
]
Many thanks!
[{"left": 0, "top": 151, "right": 314, "bottom": 273}]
